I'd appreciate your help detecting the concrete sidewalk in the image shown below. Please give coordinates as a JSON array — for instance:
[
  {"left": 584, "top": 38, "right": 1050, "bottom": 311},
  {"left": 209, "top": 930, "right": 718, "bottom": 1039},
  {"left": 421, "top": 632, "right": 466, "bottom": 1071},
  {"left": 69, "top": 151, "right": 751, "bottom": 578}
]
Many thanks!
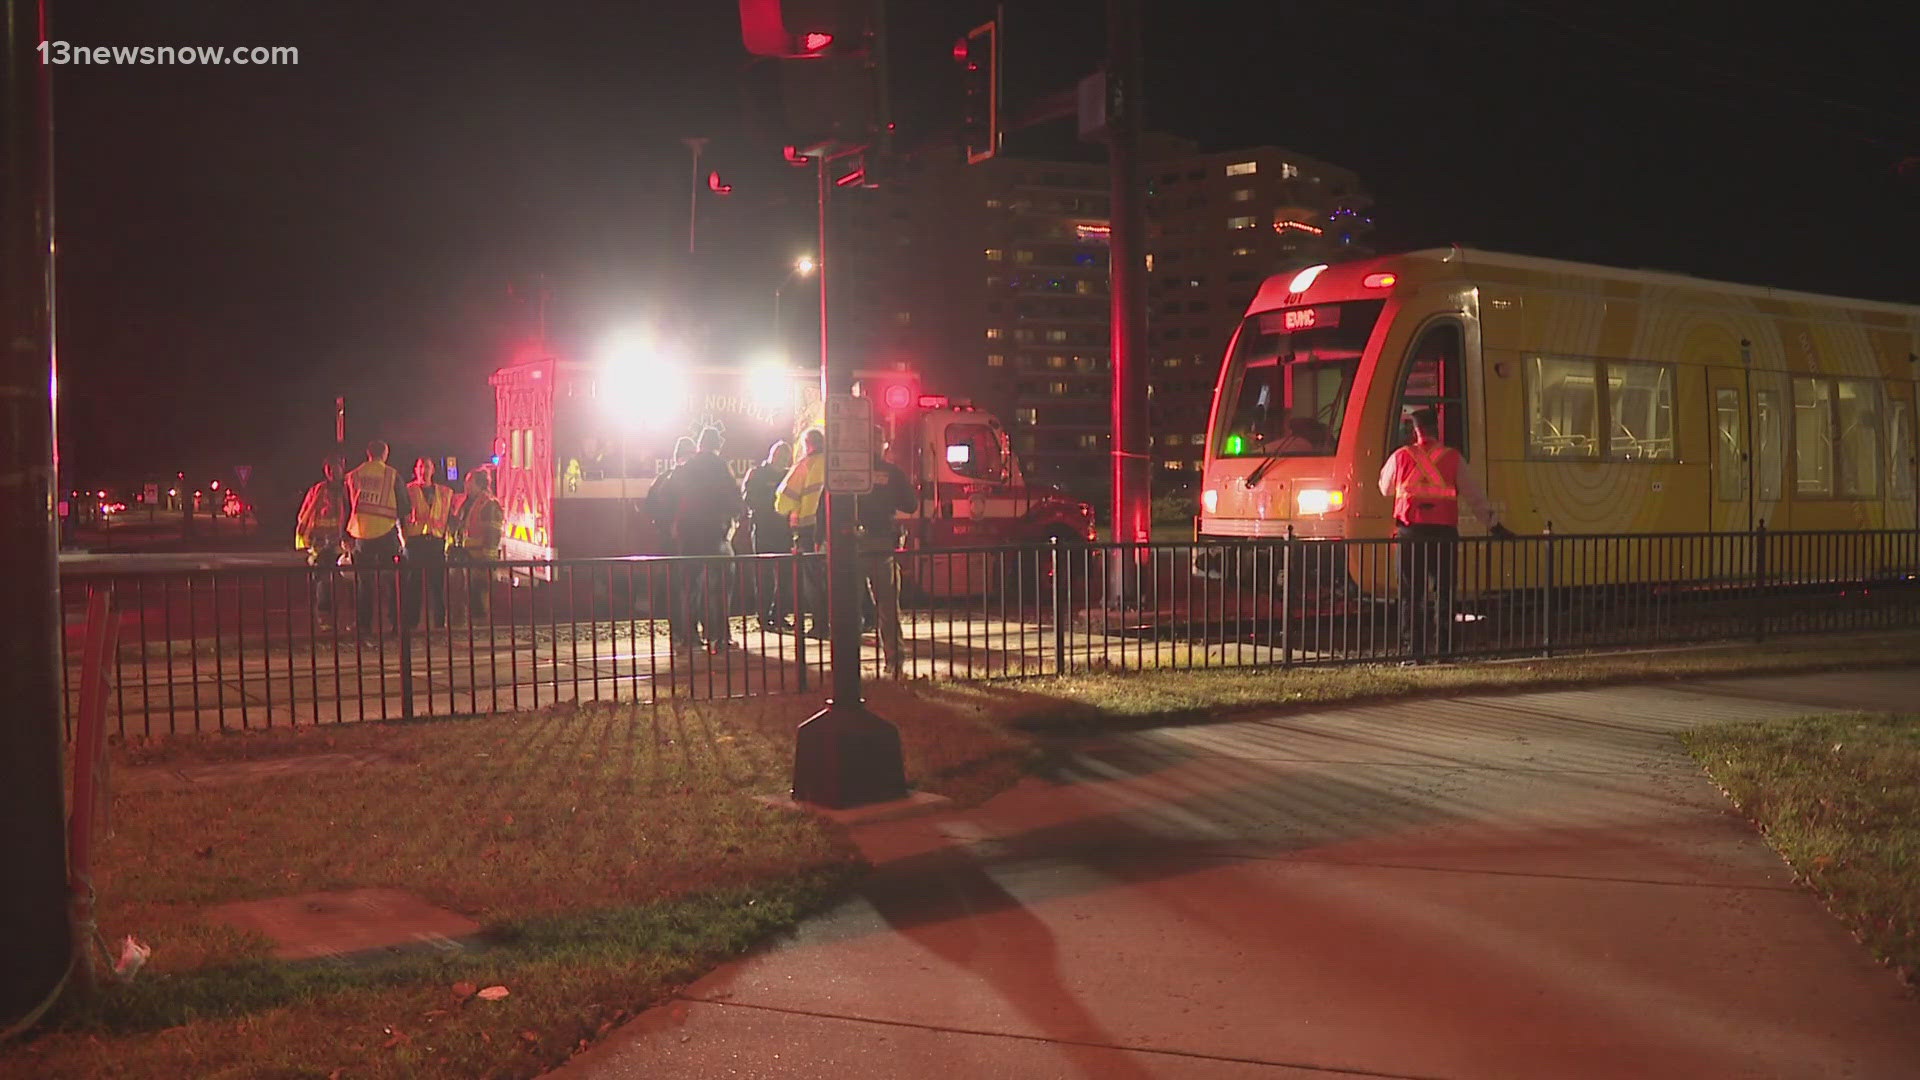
[{"left": 548, "top": 669, "right": 1920, "bottom": 1079}]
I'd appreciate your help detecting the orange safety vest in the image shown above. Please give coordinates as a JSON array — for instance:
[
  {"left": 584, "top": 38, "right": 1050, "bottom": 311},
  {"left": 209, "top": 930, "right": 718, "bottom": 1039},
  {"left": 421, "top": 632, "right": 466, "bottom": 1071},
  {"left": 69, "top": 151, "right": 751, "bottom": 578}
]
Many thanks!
[
  {"left": 1392, "top": 442, "right": 1460, "bottom": 527},
  {"left": 345, "top": 460, "right": 402, "bottom": 540},
  {"left": 404, "top": 480, "right": 453, "bottom": 539}
]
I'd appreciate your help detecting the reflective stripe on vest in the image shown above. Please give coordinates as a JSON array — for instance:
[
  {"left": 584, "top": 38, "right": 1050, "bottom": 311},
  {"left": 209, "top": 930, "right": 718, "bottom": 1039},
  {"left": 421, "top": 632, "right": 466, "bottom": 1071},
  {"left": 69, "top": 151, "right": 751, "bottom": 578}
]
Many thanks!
[
  {"left": 1393, "top": 443, "right": 1460, "bottom": 527},
  {"left": 404, "top": 482, "right": 452, "bottom": 538},
  {"left": 776, "top": 454, "right": 825, "bottom": 527},
  {"left": 346, "top": 461, "right": 401, "bottom": 539}
]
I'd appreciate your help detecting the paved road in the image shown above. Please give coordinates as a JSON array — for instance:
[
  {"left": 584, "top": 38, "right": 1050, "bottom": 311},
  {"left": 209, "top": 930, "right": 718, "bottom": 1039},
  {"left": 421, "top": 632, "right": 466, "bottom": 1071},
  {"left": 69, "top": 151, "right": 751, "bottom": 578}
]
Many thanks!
[{"left": 548, "top": 668, "right": 1920, "bottom": 1080}]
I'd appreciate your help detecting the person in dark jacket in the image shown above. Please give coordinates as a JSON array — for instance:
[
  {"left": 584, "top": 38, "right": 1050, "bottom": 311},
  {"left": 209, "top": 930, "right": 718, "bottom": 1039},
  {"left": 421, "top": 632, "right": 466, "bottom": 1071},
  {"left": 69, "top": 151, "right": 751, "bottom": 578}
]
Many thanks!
[
  {"left": 854, "top": 427, "right": 918, "bottom": 678},
  {"left": 649, "top": 436, "right": 696, "bottom": 646},
  {"left": 671, "top": 427, "right": 743, "bottom": 652},
  {"left": 741, "top": 439, "right": 794, "bottom": 630}
]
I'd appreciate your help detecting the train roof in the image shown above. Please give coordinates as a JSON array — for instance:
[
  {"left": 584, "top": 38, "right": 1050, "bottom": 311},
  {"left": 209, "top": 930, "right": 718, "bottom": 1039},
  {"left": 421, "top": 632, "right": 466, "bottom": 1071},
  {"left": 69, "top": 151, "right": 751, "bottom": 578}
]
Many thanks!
[
  {"left": 1408, "top": 248, "right": 1920, "bottom": 319},
  {"left": 1253, "top": 248, "right": 1920, "bottom": 321}
]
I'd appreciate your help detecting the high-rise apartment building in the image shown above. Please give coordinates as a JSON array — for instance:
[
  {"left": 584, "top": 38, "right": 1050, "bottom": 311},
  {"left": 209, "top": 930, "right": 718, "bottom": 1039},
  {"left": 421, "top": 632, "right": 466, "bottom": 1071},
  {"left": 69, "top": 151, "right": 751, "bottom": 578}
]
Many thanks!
[{"left": 841, "top": 136, "right": 1371, "bottom": 500}]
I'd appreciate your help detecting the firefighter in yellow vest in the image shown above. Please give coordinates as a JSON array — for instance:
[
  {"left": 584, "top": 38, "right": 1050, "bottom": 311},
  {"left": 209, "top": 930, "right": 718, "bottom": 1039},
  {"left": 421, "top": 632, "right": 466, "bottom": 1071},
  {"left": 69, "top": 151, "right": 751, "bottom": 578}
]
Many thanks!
[
  {"left": 345, "top": 439, "right": 406, "bottom": 641},
  {"left": 403, "top": 456, "right": 455, "bottom": 631},
  {"left": 294, "top": 456, "right": 347, "bottom": 628},
  {"left": 774, "top": 427, "right": 828, "bottom": 638},
  {"left": 449, "top": 468, "right": 504, "bottom": 624}
]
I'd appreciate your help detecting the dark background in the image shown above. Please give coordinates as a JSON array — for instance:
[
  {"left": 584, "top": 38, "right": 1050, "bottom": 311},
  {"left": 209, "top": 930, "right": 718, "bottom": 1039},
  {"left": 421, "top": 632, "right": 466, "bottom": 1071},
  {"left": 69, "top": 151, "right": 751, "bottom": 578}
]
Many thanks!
[{"left": 48, "top": 1, "right": 1919, "bottom": 517}]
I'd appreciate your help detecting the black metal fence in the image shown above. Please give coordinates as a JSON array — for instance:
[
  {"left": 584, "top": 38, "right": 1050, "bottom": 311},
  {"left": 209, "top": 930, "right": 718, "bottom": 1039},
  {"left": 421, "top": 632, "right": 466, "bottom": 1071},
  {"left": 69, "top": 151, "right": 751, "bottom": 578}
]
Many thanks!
[{"left": 60, "top": 528, "right": 1920, "bottom": 736}]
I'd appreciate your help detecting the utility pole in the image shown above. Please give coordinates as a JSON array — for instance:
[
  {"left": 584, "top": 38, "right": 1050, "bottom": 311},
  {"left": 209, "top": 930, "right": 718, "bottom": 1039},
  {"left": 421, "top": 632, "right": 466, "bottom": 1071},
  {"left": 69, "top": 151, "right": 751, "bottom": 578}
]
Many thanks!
[
  {"left": 1106, "top": 0, "right": 1151, "bottom": 581},
  {"left": 2, "top": 0, "right": 79, "bottom": 1024},
  {"left": 683, "top": 136, "right": 709, "bottom": 257}
]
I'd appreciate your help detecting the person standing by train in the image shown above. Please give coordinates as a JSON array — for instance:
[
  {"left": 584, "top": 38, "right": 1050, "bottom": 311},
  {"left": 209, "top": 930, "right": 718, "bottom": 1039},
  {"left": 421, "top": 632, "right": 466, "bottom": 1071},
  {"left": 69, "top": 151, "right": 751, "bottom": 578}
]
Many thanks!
[
  {"left": 294, "top": 456, "right": 348, "bottom": 630},
  {"left": 1378, "top": 407, "right": 1512, "bottom": 662},
  {"left": 345, "top": 439, "right": 407, "bottom": 644}
]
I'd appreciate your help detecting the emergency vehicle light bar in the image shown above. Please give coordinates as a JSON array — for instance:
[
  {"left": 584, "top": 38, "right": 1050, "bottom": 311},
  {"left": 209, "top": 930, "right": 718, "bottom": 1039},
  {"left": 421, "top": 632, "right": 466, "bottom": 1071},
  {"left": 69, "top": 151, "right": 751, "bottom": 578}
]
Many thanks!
[{"left": 917, "top": 394, "right": 949, "bottom": 408}]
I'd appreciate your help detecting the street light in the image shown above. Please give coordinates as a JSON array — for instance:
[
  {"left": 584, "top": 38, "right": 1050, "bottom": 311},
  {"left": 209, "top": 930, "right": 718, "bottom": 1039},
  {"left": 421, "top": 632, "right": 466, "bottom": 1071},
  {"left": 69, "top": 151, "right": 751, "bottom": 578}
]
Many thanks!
[{"left": 772, "top": 255, "right": 816, "bottom": 348}]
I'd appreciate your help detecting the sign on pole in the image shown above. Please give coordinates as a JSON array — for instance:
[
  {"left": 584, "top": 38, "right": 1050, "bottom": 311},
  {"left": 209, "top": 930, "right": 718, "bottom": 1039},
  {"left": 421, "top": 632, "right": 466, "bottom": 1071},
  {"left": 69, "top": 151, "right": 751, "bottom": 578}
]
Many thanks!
[
  {"left": 234, "top": 465, "right": 252, "bottom": 488},
  {"left": 824, "top": 394, "right": 874, "bottom": 494}
]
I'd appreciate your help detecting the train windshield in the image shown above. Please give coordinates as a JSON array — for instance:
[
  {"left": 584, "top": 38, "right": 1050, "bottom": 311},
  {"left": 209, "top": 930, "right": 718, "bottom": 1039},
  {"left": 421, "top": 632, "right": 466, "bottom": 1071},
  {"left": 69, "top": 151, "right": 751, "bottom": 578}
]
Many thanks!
[{"left": 1215, "top": 300, "right": 1384, "bottom": 457}]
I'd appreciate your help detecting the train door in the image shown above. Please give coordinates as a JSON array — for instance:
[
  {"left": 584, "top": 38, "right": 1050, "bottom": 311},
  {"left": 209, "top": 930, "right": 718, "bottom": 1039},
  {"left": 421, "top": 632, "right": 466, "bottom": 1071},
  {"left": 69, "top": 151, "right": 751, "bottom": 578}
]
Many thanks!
[
  {"left": 1750, "top": 371, "right": 1788, "bottom": 530},
  {"left": 1887, "top": 381, "right": 1917, "bottom": 531},
  {"left": 1706, "top": 367, "right": 1750, "bottom": 532}
]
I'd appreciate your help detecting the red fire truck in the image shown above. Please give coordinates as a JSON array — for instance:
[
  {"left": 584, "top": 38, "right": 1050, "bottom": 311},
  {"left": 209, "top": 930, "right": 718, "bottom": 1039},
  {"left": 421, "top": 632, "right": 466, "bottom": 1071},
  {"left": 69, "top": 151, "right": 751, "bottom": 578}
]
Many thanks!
[{"left": 487, "top": 354, "right": 1094, "bottom": 592}]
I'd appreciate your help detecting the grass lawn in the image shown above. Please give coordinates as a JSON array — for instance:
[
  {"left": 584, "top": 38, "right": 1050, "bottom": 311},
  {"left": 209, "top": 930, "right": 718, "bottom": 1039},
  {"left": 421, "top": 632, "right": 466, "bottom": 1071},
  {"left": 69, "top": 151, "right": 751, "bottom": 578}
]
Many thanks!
[
  {"left": 8, "top": 629, "right": 1917, "bottom": 1077},
  {"left": 1685, "top": 712, "right": 1920, "bottom": 987}
]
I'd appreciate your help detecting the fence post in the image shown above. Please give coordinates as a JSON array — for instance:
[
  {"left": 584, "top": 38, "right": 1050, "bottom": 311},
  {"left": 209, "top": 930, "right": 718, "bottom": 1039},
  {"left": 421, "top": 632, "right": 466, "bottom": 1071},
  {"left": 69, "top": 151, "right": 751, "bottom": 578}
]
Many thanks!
[
  {"left": 1050, "top": 536, "right": 1066, "bottom": 675},
  {"left": 1541, "top": 521, "right": 1556, "bottom": 658},
  {"left": 1752, "top": 519, "right": 1769, "bottom": 643},
  {"left": 397, "top": 567, "right": 414, "bottom": 719},
  {"left": 1280, "top": 525, "right": 1294, "bottom": 669},
  {"left": 792, "top": 553, "right": 807, "bottom": 692}
]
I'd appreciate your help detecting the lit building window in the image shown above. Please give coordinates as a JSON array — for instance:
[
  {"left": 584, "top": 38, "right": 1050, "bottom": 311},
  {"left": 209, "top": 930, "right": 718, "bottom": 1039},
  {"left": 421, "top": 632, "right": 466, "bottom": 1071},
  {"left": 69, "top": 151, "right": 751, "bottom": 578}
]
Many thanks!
[
  {"left": 894, "top": 311, "right": 911, "bottom": 326},
  {"left": 1145, "top": 253, "right": 1155, "bottom": 272},
  {"left": 1280, "top": 162, "right": 1300, "bottom": 179},
  {"left": 1225, "top": 161, "right": 1257, "bottom": 176},
  {"left": 1048, "top": 381, "right": 1068, "bottom": 396},
  {"left": 1047, "top": 355, "right": 1067, "bottom": 369},
  {"left": 1227, "top": 215, "right": 1257, "bottom": 229},
  {"left": 1231, "top": 247, "right": 1254, "bottom": 257},
  {"left": 985, "top": 248, "right": 1003, "bottom": 261},
  {"left": 1015, "top": 407, "right": 1037, "bottom": 424},
  {"left": 1230, "top": 188, "right": 1253, "bottom": 202},
  {"left": 985, "top": 327, "right": 1002, "bottom": 340},
  {"left": 1164, "top": 356, "right": 1184, "bottom": 368},
  {"left": 1014, "top": 250, "right": 1034, "bottom": 265},
  {"left": 1078, "top": 434, "right": 1101, "bottom": 449},
  {"left": 1162, "top": 460, "right": 1185, "bottom": 470},
  {"left": 987, "top": 354, "right": 1005, "bottom": 367},
  {"left": 1045, "top": 329, "right": 1069, "bottom": 343},
  {"left": 985, "top": 199, "right": 1003, "bottom": 208},
  {"left": 1076, "top": 280, "right": 1096, "bottom": 295}
]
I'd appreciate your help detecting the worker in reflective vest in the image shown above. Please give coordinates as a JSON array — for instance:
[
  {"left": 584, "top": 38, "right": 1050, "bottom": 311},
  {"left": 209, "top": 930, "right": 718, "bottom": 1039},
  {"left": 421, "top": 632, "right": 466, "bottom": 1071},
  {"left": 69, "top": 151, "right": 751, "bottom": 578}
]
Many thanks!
[
  {"left": 1376, "top": 407, "right": 1511, "bottom": 662},
  {"left": 294, "top": 456, "right": 347, "bottom": 628},
  {"left": 449, "top": 469, "right": 504, "bottom": 624},
  {"left": 403, "top": 456, "right": 455, "bottom": 631},
  {"left": 774, "top": 427, "right": 828, "bottom": 638},
  {"left": 345, "top": 439, "right": 405, "bottom": 641}
]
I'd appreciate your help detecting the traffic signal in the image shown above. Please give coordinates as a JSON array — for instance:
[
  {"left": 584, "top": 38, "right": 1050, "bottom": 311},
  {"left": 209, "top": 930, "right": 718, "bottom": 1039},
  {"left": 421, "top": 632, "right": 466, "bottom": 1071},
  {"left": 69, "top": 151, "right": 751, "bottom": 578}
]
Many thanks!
[
  {"left": 739, "top": 0, "right": 867, "bottom": 59},
  {"left": 740, "top": 0, "right": 881, "bottom": 149},
  {"left": 954, "top": 20, "right": 999, "bottom": 164}
]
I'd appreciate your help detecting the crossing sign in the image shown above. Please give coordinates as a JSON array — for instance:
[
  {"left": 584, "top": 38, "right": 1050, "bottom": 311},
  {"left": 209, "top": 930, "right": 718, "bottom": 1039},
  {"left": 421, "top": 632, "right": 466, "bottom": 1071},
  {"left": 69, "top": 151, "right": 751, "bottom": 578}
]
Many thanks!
[{"left": 824, "top": 394, "right": 874, "bottom": 494}]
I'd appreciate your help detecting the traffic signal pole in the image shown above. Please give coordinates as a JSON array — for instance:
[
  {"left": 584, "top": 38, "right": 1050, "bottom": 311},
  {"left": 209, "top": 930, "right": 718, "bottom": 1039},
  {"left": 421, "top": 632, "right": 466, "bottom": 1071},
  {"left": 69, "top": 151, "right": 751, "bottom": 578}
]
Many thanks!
[
  {"left": 2, "top": 0, "right": 79, "bottom": 1026},
  {"left": 1106, "top": 0, "right": 1152, "bottom": 590},
  {"left": 790, "top": 142, "right": 906, "bottom": 809}
]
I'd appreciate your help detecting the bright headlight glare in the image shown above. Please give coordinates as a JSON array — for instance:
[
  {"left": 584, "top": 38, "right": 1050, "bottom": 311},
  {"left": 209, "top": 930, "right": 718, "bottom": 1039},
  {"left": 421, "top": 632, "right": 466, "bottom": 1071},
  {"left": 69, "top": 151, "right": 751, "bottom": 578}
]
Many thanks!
[{"left": 1295, "top": 488, "right": 1344, "bottom": 515}]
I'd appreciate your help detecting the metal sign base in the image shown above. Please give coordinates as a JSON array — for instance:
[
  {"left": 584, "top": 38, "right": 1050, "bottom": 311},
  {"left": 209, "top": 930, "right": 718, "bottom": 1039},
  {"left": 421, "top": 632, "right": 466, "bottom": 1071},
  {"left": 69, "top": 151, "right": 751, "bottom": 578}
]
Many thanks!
[{"left": 792, "top": 699, "right": 907, "bottom": 810}]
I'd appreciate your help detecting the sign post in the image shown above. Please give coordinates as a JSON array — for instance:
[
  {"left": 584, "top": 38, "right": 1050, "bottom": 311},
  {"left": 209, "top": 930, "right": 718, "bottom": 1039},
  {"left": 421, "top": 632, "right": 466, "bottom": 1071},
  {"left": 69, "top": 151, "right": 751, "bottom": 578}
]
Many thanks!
[{"left": 825, "top": 394, "right": 874, "bottom": 495}]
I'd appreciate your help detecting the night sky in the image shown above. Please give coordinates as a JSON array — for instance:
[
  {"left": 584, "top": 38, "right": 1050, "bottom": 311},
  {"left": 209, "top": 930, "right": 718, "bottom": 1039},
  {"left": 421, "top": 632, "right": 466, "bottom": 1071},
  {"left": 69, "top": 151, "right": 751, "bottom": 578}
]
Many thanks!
[{"left": 49, "top": 1, "right": 1919, "bottom": 509}]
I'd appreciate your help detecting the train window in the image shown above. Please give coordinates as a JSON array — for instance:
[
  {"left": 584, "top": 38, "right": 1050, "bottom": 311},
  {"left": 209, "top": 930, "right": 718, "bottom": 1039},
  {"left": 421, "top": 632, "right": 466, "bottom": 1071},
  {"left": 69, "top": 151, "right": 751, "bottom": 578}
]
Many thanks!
[
  {"left": 1891, "top": 401, "right": 1915, "bottom": 501},
  {"left": 1215, "top": 300, "right": 1383, "bottom": 457},
  {"left": 1793, "top": 377, "right": 1834, "bottom": 495},
  {"left": 1836, "top": 380, "right": 1881, "bottom": 498},
  {"left": 1714, "top": 389, "right": 1744, "bottom": 501},
  {"left": 1755, "top": 389, "right": 1784, "bottom": 502},
  {"left": 1390, "top": 321, "right": 1466, "bottom": 456},
  {"left": 1605, "top": 361, "right": 1675, "bottom": 461},
  {"left": 1525, "top": 356, "right": 1599, "bottom": 458}
]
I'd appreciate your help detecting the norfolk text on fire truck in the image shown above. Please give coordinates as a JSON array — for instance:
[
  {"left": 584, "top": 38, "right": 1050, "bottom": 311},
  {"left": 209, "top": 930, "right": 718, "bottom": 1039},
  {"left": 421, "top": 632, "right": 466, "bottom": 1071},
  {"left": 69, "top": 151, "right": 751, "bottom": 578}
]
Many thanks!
[{"left": 39, "top": 41, "right": 300, "bottom": 66}]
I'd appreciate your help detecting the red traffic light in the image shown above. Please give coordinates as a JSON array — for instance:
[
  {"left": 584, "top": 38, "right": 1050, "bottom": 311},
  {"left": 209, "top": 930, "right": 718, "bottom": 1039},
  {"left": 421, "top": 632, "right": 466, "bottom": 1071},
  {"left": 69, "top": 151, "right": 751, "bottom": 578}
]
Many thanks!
[
  {"left": 882, "top": 384, "right": 913, "bottom": 411},
  {"left": 952, "top": 38, "right": 970, "bottom": 64},
  {"left": 800, "top": 30, "right": 833, "bottom": 52}
]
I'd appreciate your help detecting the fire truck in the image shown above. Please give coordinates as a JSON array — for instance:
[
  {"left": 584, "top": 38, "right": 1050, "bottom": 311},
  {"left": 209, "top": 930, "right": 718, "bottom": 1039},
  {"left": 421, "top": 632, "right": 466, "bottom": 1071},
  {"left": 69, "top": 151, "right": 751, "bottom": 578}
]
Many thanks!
[{"left": 487, "top": 354, "right": 1094, "bottom": 593}]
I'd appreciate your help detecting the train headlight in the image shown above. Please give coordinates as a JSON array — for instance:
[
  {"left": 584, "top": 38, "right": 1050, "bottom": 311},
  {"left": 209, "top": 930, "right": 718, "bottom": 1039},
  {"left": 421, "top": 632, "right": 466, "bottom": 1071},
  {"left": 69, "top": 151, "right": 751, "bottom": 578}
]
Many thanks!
[
  {"left": 1202, "top": 488, "right": 1219, "bottom": 514},
  {"left": 1295, "top": 488, "right": 1344, "bottom": 515}
]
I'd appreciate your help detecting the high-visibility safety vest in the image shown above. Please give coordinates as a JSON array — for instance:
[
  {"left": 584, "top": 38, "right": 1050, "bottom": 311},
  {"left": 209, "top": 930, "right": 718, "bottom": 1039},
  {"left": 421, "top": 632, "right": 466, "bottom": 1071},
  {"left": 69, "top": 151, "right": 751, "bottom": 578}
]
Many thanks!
[
  {"left": 1392, "top": 442, "right": 1461, "bottom": 527},
  {"left": 345, "top": 460, "right": 403, "bottom": 540},
  {"left": 456, "top": 493, "right": 504, "bottom": 552},
  {"left": 404, "top": 480, "right": 453, "bottom": 539},
  {"left": 774, "top": 452, "right": 826, "bottom": 529},
  {"left": 294, "top": 479, "right": 344, "bottom": 550}
]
